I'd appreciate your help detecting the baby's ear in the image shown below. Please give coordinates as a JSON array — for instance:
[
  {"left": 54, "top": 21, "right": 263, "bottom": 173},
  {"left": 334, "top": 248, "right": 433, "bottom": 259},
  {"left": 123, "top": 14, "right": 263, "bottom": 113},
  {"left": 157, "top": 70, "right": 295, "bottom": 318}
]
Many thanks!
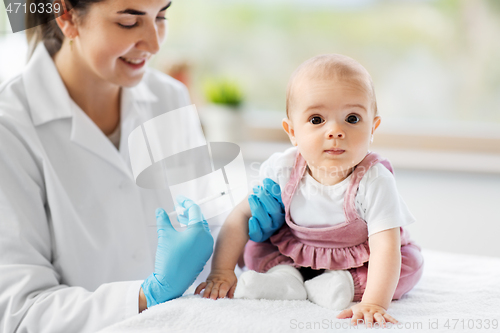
[
  {"left": 372, "top": 116, "right": 382, "bottom": 134},
  {"left": 282, "top": 118, "right": 297, "bottom": 146}
]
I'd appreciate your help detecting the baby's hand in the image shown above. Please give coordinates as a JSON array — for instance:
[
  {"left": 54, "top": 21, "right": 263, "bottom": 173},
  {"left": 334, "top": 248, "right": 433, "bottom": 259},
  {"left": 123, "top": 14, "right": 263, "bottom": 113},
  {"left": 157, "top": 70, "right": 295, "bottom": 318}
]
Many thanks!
[
  {"left": 194, "top": 269, "right": 237, "bottom": 300},
  {"left": 336, "top": 302, "right": 398, "bottom": 328}
]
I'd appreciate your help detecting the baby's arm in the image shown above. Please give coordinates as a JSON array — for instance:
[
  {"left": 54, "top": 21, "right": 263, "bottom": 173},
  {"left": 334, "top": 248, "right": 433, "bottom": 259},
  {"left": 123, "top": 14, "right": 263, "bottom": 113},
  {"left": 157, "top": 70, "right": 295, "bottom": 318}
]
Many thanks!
[
  {"left": 194, "top": 195, "right": 252, "bottom": 300},
  {"left": 363, "top": 227, "right": 401, "bottom": 309},
  {"left": 337, "top": 227, "right": 401, "bottom": 327}
]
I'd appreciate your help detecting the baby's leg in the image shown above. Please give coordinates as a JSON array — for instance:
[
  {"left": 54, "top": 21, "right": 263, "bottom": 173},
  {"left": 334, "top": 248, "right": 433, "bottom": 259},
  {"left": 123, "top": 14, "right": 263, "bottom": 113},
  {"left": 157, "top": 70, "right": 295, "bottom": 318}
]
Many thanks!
[
  {"left": 349, "top": 243, "right": 424, "bottom": 301},
  {"left": 233, "top": 265, "right": 307, "bottom": 300},
  {"left": 304, "top": 269, "right": 354, "bottom": 310}
]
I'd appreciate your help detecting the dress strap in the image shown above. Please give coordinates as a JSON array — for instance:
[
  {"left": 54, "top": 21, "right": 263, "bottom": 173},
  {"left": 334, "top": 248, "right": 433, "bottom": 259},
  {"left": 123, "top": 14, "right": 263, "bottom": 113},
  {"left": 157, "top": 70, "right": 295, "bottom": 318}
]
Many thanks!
[
  {"left": 343, "top": 152, "right": 394, "bottom": 222},
  {"left": 281, "top": 150, "right": 307, "bottom": 219}
]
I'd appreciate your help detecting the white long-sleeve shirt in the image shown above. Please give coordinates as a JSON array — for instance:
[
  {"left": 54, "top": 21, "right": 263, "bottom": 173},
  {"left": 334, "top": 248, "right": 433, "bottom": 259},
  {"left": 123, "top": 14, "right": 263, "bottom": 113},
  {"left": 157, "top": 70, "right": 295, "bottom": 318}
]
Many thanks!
[{"left": 0, "top": 43, "right": 205, "bottom": 333}]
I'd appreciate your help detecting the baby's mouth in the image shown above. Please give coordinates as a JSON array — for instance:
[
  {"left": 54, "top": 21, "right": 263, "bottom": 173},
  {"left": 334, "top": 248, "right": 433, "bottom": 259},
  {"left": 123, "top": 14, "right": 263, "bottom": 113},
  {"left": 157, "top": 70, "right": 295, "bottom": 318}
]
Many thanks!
[{"left": 324, "top": 149, "right": 345, "bottom": 155}]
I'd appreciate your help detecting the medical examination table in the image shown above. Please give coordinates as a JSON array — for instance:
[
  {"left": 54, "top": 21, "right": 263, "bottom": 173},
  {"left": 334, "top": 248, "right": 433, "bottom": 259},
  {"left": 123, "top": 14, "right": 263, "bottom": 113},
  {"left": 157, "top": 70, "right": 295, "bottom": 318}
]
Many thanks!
[{"left": 99, "top": 249, "right": 500, "bottom": 332}]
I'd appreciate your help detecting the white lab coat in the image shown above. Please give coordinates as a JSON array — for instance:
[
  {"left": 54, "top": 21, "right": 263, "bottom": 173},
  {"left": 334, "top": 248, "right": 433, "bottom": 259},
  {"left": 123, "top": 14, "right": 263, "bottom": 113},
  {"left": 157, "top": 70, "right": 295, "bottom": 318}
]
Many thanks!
[{"left": 0, "top": 43, "right": 209, "bottom": 332}]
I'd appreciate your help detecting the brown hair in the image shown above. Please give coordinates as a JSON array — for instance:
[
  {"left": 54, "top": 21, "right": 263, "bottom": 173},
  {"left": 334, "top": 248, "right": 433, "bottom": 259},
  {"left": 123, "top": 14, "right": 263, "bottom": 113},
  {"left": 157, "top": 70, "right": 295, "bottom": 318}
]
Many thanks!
[
  {"left": 25, "top": 0, "right": 105, "bottom": 60},
  {"left": 285, "top": 54, "right": 378, "bottom": 118}
]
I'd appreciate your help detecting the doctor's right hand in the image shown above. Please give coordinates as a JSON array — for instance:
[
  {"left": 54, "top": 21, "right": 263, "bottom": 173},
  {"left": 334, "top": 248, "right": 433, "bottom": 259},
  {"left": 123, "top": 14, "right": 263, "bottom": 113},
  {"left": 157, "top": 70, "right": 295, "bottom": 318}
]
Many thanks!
[
  {"left": 248, "top": 178, "right": 285, "bottom": 242},
  {"left": 141, "top": 197, "right": 214, "bottom": 308}
]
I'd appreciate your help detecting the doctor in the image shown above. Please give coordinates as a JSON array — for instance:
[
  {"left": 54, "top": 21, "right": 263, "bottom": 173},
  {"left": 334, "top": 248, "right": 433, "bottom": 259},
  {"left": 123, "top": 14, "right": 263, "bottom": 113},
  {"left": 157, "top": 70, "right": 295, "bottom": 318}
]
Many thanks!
[{"left": 0, "top": 0, "right": 284, "bottom": 332}]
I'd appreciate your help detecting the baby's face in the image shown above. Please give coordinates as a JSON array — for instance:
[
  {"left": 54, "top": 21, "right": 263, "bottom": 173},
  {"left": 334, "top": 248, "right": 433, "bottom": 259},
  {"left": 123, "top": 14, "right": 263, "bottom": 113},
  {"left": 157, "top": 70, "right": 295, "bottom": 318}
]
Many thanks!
[{"left": 283, "top": 75, "right": 380, "bottom": 180}]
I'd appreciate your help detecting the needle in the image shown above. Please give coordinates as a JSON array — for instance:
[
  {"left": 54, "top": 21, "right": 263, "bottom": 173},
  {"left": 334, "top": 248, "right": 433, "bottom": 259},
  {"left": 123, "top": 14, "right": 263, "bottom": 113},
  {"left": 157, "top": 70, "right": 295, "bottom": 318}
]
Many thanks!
[{"left": 167, "top": 185, "right": 244, "bottom": 225}]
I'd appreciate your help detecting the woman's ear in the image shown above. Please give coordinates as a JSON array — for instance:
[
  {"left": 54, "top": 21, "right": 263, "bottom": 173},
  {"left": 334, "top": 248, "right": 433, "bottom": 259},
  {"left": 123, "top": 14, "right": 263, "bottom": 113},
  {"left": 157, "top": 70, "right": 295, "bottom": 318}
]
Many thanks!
[
  {"left": 54, "top": 0, "right": 79, "bottom": 39},
  {"left": 282, "top": 118, "right": 297, "bottom": 146}
]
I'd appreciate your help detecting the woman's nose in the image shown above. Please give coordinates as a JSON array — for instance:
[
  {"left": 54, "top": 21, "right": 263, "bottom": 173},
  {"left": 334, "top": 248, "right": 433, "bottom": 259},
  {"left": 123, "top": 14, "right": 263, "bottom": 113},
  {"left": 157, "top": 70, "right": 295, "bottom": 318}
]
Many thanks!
[{"left": 138, "top": 21, "right": 161, "bottom": 55}]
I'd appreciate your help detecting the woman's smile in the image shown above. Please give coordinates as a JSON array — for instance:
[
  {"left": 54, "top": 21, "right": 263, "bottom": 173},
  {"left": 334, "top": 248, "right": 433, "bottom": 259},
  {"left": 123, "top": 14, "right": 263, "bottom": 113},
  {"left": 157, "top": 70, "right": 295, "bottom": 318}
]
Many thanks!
[{"left": 119, "top": 56, "right": 147, "bottom": 69}]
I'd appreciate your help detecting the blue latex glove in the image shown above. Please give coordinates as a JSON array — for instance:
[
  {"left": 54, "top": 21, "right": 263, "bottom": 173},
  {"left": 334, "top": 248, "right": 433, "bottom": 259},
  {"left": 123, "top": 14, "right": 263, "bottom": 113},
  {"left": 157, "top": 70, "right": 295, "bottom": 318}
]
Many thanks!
[
  {"left": 141, "top": 196, "right": 214, "bottom": 307},
  {"left": 248, "top": 178, "right": 285, "bottom": 242}
]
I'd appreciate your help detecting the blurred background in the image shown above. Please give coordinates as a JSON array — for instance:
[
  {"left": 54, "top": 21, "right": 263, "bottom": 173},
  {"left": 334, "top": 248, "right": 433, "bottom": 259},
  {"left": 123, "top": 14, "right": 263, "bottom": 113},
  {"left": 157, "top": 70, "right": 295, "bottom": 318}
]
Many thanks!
[{"left": 1, "top": 0, "right": 500, "bottom": 257}]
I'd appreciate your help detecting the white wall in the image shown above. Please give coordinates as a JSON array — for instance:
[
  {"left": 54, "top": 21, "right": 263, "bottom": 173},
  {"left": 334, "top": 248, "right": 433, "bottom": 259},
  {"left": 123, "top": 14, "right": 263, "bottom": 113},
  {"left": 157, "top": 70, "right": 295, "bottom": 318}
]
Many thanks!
[
  {"left": 397, "top": 169, "right": 500, "bottom": 258},
  {"left": 0, "top": 33, "right": 27, "bottom": 83}
]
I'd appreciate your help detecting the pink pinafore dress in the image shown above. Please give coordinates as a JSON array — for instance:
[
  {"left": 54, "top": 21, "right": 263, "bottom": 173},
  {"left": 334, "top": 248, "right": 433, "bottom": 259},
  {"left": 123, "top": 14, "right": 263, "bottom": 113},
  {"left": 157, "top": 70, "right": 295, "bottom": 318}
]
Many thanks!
[{"left": 244, "top": 151, "right": 424, "bottom": 301}]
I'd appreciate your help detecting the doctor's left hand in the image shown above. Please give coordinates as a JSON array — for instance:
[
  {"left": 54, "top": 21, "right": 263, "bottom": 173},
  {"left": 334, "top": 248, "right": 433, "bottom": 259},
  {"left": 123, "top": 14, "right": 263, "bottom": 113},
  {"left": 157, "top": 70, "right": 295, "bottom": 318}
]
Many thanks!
[
  {"left": 141, "top": 196, "right": 214, "bottom": 308},
  {"left": 248, "top": 178, "right": 285, "bottom": 242}
]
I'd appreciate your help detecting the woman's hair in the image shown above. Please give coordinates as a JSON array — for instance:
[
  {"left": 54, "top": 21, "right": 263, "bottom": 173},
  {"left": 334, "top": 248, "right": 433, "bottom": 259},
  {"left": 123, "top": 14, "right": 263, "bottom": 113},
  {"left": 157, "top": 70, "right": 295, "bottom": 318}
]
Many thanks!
[{"left": 25, "top": 0, "right": 104, "bottom": 60}]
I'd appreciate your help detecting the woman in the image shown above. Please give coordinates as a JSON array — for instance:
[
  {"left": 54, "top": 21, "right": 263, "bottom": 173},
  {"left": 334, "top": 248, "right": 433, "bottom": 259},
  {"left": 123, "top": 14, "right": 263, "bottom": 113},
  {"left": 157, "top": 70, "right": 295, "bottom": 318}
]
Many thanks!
[{"left": 0, "top": 0, "right": 283, "bottom": 332}]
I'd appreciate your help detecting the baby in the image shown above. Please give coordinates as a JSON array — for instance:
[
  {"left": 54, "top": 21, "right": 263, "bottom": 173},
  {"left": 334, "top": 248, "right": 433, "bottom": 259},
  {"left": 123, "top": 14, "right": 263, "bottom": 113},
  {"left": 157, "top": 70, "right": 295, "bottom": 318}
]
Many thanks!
[{"left": 196, "top": 54, "right": 424, "bottom": 327}]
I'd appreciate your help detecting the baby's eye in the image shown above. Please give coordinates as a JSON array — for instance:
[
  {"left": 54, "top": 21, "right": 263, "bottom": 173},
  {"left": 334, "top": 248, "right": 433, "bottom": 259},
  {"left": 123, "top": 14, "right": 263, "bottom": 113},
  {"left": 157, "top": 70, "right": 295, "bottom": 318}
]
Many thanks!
[
  {"left": 309, "top": 116, "right": 324, "bottom": 125},
  {"left": 346, "top": 114, "right": 360, "bottom": 124}
]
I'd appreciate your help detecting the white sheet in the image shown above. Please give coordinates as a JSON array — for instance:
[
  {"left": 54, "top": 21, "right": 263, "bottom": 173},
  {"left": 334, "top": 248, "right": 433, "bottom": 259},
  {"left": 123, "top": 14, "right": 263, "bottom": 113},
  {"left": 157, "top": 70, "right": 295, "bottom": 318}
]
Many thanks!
[{"left": 99, "top": 249, "right": 500, "bottom": 332}]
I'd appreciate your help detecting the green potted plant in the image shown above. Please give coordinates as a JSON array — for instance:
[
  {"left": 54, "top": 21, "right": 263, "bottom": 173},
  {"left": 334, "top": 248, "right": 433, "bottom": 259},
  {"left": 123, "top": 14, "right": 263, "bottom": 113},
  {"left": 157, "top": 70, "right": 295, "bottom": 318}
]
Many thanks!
[{"left": 202, "top": 77, "right": 245, "bottom": 143}]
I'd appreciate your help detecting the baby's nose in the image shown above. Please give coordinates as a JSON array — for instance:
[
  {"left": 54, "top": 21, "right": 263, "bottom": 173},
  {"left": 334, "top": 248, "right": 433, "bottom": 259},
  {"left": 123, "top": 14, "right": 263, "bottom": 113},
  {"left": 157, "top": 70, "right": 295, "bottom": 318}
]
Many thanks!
[
  {"left": 327, "top": 128, "right": 345, "bottom": 139},
  {"left": 329, "top": 132, "right": 344, "bottom": 138}
]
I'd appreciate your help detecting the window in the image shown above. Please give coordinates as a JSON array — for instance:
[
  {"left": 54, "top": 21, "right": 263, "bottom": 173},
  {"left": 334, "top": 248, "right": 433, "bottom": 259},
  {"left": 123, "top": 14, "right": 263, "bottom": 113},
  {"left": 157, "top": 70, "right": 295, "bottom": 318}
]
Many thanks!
[{"left": 158, "top": 0, "right": 500, "bottom": 151}]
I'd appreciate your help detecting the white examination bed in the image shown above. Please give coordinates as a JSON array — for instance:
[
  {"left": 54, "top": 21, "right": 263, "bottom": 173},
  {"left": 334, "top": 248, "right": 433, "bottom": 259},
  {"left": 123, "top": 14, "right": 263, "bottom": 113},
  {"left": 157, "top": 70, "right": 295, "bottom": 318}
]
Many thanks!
[{"left": 99, "top": 249, "right": 500, "bottom": 332}]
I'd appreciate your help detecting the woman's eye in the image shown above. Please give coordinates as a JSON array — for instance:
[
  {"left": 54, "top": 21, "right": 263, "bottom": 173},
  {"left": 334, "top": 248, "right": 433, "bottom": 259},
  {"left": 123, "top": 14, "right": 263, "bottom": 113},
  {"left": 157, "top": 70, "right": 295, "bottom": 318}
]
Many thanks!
[
  {"left": 118, "top": 22, "right": 138, "bottom": 29},
  {"left": 119, "top": 17, "right": 165, "bottom": 29},
  {"left": 309, "top": 116, "right": 324, "bottom": 125},
  {"left": 346, "top": 114, "right": 360, "bottom": 124}
]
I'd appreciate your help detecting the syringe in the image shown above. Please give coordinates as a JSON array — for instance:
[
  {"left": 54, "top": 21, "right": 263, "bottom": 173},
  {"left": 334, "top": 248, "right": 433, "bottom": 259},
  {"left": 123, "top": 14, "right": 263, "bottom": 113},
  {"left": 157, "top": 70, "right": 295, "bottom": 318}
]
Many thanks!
[{"left": 167, "top": 185, "right": 244, "bottom": 225}]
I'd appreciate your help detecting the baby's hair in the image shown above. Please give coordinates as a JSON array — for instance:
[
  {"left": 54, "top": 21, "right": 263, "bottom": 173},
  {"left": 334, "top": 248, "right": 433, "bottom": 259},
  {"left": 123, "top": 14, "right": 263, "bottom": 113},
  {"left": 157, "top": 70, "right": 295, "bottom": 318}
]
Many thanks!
[{"left": 285, "top": 54, "right": 378, "bottom": 118}]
